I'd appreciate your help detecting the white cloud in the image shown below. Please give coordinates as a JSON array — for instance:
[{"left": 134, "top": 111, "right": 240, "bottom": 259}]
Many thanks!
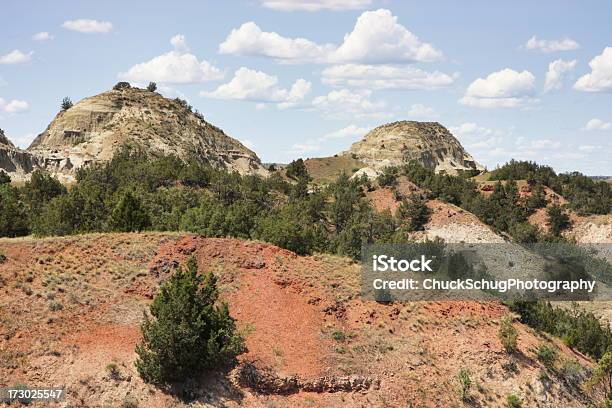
[
  {"left": 0, "top": 97, "right": 29, "bottom": 114},
  {"left": 219, "top": 22, "right": 333, "bottom": 63},
  {"left": 32, "top": 32, "right": 53, "bottom": 41},
  {"left": 0, "top": 50, "right": 33, "bottom": 65},
  {"left": 312, "top": 88, "right": 390, "bottom": 119},
  {"left": 584, "top": 118, "right": 612, "bottom": 131},
  {"left": 62, "top": 19, "right": 114, "bottom": 34},
  {"left": 219, "top": 9, "right": 442, "bottom": 64},
  {"left": 119, "top": 35, "right": 224, "bottom": 84},
  {"left": 321, "top": 64, "right": 455, "bottom": 90},
  {"left": 459, "top": 68, "right": 536, "bottom": 108},
  {"left": 169, "top": 34, "right": 189, "bottom": 52},
  {"left": 407, "top": 104, "right": 437, "bottom": 120},
  {"left": 201, "top": 67, "right": 311, "bottom": 108},
  {"left": 330, "top": 9, "right": 442, "bottom": 64},
  {"left": 320, "top": 124, "right": 370, "bottom": 140},
  {"left": 449, "top": 122, "right": 503, "bottom": 149},
  {"left": 288, "top": 124, "right": 370, "bottom": 156},
  {"left": 261, "top": 0, "right": 372, "bottom": 11},
  {"left": 578, "top": 144, "right": 602, "bottom": 152},
  {"left": 524, "top": 35, "right": 580, "bottom": 53},
  {"left": 289, "top": 142, "right": 321, "bottom": 154},
  {"left": 574, "top": 47, "right": 612, "bottom": 92},
  {"left": 525, "top": 139, "right": 561, "bottom": 150},
  {"left": 544, "top": 59, "right": 577, "bottom": 92}
]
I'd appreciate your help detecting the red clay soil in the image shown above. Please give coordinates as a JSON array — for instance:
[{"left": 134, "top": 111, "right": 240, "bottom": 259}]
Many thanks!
[{"left": 0, "top": 233, "right": 600, "bottom": 407}]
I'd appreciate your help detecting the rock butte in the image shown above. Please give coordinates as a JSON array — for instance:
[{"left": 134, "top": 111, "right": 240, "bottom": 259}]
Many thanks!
[
  {"left": 345, "top": 121, "right": 483, "bottom": 175},
  {"left": 0, "top": 86, "right": 484, "bottom": 182}
]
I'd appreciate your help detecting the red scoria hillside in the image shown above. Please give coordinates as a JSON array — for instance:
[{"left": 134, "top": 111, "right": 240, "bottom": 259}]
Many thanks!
[{"left": 0, "top": 233, "right": 599, "bottom": 407}]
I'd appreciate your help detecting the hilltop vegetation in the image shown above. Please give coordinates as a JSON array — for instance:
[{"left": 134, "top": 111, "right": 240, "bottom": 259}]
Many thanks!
[{"left": 488, "top": 160, "right": 611, "bottom": 215}]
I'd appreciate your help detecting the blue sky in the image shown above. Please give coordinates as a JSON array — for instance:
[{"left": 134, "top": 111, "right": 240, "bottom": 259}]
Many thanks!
[{"left": 1, "top": 0, "right": 611, "bottom": 174}]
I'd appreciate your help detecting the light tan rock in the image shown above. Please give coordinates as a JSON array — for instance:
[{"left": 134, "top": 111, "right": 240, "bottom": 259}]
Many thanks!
[
  {"left": 24, "top": 85, "right": 267, "bottom": 181},
  {"left": 345, "top": 120, "right": 483, "bottom": 174}
]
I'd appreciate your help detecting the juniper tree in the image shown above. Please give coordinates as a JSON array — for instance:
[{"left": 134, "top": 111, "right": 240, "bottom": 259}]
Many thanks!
[{"left": 135, "top": 257, "right": 244, "bottom": 384}]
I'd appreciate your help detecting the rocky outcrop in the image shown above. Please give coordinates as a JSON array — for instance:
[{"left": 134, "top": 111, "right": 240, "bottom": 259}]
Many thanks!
[
  {"left": 0, "top": 129, "right": 44, "bottom": 182},
  {"left": 345, "top": 121, "right": 483, "bottom": 175},
  {"left": 20, "top": 84, "right": 267, "bottom": 181},
  {"left": 234, "top": 362, "right": 379, "bottom": 395}
]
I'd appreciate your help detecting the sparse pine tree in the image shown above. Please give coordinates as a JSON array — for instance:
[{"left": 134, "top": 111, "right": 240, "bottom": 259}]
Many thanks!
[
  {"left": 61, "top": 97, "right": 73, "bottom": 111},
  {"left": 547, "top": 204, "right": 570, "bottom": 236},
  {"left": 135, "top": 257, "right": 244, "bottom": 384},
  {"left": 109, "top": 191, "right": 150, "bottom": 232},
  {"left": 398, "top": 194, "right": 431, "bottom": 231}
]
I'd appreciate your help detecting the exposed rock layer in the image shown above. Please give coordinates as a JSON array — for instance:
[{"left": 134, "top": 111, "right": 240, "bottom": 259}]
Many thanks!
[
  {"left": 26, "top": 86, "right": 267, "bottom": 180},
  {"left": 345, "top": 121, "right": 483, "bottom": 174}
]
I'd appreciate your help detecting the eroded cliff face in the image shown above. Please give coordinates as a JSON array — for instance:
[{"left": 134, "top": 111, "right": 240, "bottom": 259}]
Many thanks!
[
  {"left": 22, "top": 85, "right": 267, "bottom": 181},
  {"left": 0, "top": 129, "right": 43, "bottom": 182},
  {"left": 345, "top": 121, "right": 483, "bottom": 175}
]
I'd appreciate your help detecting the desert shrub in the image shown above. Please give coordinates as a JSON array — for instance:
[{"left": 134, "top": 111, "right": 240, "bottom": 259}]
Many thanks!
[
  {"left": 590, "top": 351, "right": 612, "bottom": 399},
  {"left": 108, "top": 191, "right": 150, "bottom": 232},
  {"left": 61, "top": 97, "right": 73, "bottom": 111},
  {"left": 498, "top": 315, "right": 518, "bottom": 353},
  {"left": 113, "top": 81, "right": 131, "bottom": 90},
  {"left": 0, "top": 184, "right": 29, "bottom": 237},
  {"left": 31, "top": 190, "right": 85, "bottom": 236},
  {"left": 537, "top": 344, "right": 557, "bottom": 368},
  {"left": 547, "top": 205, "right": 570, "bottom": 236},
  {"left": 285, "top": 158, "right": 310, "bottom": 181},
  {"left": 525, "top": 183, "right": 547, "bottom": 211},
  {"left": 146, "top": 82, "right": 157, "bottom": 92},
  {"left": 135, "top": 257, "right": 244, "bottom": 384},
  {"left": 22, "top": 170, "right": 66, "bottom": 213},
  {"left": 509, "top": 222, "right": 539, "bottom": 243},
  {"left": 397, "top": 194, "right": 431, "bottom": 231},
  {"left": 457, "top": 368, "right": 472, "bottom": 401},
  {"left": 506, "top": 394, "right": 522, "bottom": 408},
  {"left": 0, "top": 170, "right": 10, "bottom": 184},
  {"left": 511, "top": 301, "right": 612, "bottom": 360},
  {"left": 106, "top": 362, "right": 121, "bottom": 380},
  {"left": 0, "top": 252, "right": 6, "bottom": 263},
  {"left": 255, "top": 205, "right": 325, "bottom": 255},
  {"left": 377, "top": 166, "right": 398, "bottom": 187}
]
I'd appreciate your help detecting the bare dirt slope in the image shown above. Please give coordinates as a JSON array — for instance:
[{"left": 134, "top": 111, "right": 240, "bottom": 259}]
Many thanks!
[{"left": 0, "top": 233, "right": 597, "bottom": 407}]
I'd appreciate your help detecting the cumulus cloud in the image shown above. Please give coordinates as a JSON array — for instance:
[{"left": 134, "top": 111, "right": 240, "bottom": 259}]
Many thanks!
[
  {"left": 62, "top": 19, "right": 114, "bottom": 34},
  {"left": 407, "top": 104, "right": 437, "bottom": 120},
  {"left": 524, "top": 35, "right": 580, "bottom": 53},
  {"left": 219, "top": 22, "right": 333, "bottom": 63},
  {"left": 219, "top": 9, "right": 442, "bottom": 64},
  {"left": 288, "top": 124, "right": 370, "bottom": 156},
  {"left": 321, "top": 124, "right": 370, "bottom": 140},
  {"left": 119, "top": 35, "right": 224, "bottom": 84},
  {"left": 0, "top": 50, "right": 33, "bottom": 65},
  {"left": 584, "top": 118, "right": 612, "bottom": 131},
  {"left": 321, "top": 64, "right": 455, "bottom": 90},
  {"left": 459, "top": 69, "right": 537, "bottom": 108},
  {"left": 201, "top": 67, "right": 311, "bottom": 109},
  {"left": 261, "top": 0, "right": 372, "bottom": 11},
  {"left": 574, "top": 47, "right": 612, "bottom": 92},
  {"left": 312, "top": 89, "right": 390, "bottom": 119},
  {"left": 449, "top": 122, "right": 503, "bottom": 149},
  {"left": 0, "top": 97, "right": 29, "bottom": 114},
  {"left": 32, "top": 32, "right": 53, "bottom": 41},
  {"left": 544, "top": 59, "right": 577, "bottom": 92},
  {"left": 169, "top": 34, "right": 189, "bottom": 52}
]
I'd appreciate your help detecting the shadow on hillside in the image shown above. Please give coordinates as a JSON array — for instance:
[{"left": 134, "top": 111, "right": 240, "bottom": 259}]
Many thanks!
[{"left": 159, "top": 361, "right": 246, "bottom": 407}]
